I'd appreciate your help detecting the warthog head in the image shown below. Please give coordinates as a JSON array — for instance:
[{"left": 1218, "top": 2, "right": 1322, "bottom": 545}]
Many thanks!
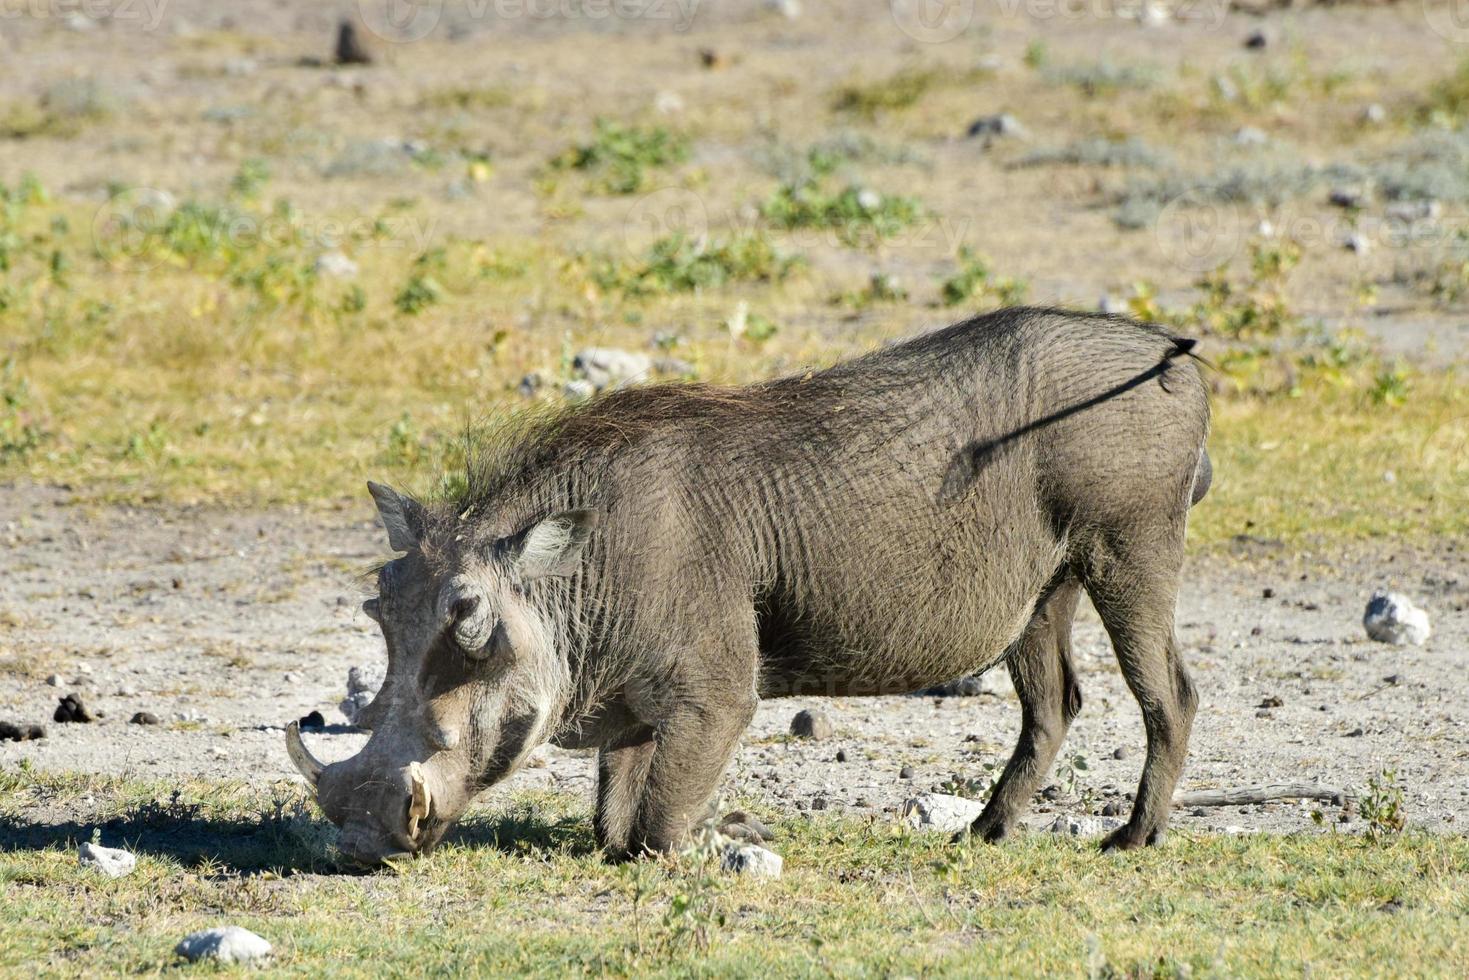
[{"left": 286, "top": 481, "right": 598, "bottom": 866}]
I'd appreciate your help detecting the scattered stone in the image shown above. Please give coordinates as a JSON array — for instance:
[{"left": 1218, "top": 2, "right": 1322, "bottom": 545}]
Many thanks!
[
  {"left": 898, "top": 765, "right": 915, "bottom": 780},
  {"left": 1098, "top": 294, "right": 1126, "bottom": 315},
  {"left": 563, "top": 380, "right": 595, "bottom": 401},
  {"left": 175, "top": 926, "right": 273, "bottom": 965},
  {"left": 1344, "top": 233, "right": 1371, "bottom": 255},
  {"left": 0, "top": 721, "right": 45, "bottom": 742},
  {"left": 314, "top": 251, "right": 359, "bottom": 278},
  {"left": 966, "top": 113, "right": 1025, "bottom": 141},
  {"left": 1360, "top": 103, "right": 1387, "bottom": 125},
  {"left": 130, "top": 711, "right": 160, "bottom": 725},
  {"left": 46, "top": 674, "right": 62, "bottom": 687},
  {"left": 654, "top": 356, "right": 696, "bottom": 377},
  {"left": 1329, "top": 187, "right": 1365, "bottom": 209},
  {"left": 835, "top": 749, "right": 848, "bottom": 763},
  {"left": 54, "top": 694, "right": 93, "bottom": 724},
  {"left": 1234, "top": 126, "right": 1268, "bottom": 146},
  {"left": 789, "top": 708, "right": 832, "bottom": 740},
  {"left": 339, "top": 665, "right": 383, "bottom": 725},
  {"left": 1346, "top": 726, "right": 1365, "bottom": 737},
  {"left": 1112, "top": 746, "right": 1128, "bottom": 760},
  {"left": 721, "top": 842, "right": 783, "bottom": 877},
  {"left": 1363, "top": 590, "right": 1431, "bottom": 646},
  {"left": 809, "top": 796, "right": 829, "bottom": 810},
  {"left": 517, "top": 373, "right": 543, "bottom": 398},
  {"left": 654, "top": 91, "right": 684, "bottom": 115},
  {"left": 572, "top": 348, "right": 653, "bottom": 391},
  {"left": 1386, "top": 200, "right": 1441, "bottom": 223},
  {"left": 1101, "top": 800, "right": 1124, "bottom": 817},
  {"left": 79, "top": 842, "right": 136, "bottom": 878},
  {"left": 298, "top": 710, "right": 326, "bottom": 731},
  {"left": 1262, "top": 587, "right": 1275, "bottom": 599},
  {"left": 698, "top": 47, "right": 730, "bottom": 70},
  {"left": 1259, "top": 695, "right": 1284, "bottom": 708},
  {"left": 720, "top": 811, "right": 775, "bottom": 844},
  {"left": 1041, "top": 784, "right": 1062, "bottom": 801},
  {"left": 65, "top": 12, "right": 95, "bottom": 32},
  {"left": 900, "top": 793, "right": 984, "bottom": 833},
  {"left": 1244, "top": 30, "right": 1268, "bottom": 49},
  {"left": 1047, "top": 814, "right": 1124, "bottom": 837},
  {"left": 334, "top": 20, "right": 373, "bottom": 66},
  {"left": 767, "top": 0, "right": 801, "bottom": 19}
]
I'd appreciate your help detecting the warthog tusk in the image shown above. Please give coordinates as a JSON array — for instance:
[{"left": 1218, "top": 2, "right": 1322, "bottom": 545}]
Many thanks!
[
  {"left": 285, "top": 721, "right": 325, "bottom": 789},
  {"left": 407, "top": 761, "right": 431, "bottom": 838}
]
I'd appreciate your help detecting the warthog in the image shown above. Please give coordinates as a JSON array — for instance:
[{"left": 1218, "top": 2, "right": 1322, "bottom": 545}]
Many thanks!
[{"left": 286, "top": 308, "right": 1212, "bottom": 865}]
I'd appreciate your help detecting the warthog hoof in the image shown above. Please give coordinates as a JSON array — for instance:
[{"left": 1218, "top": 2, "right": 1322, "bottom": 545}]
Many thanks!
[{"left": 1100, "top": 823, "right": 1165, "bottom": 852}]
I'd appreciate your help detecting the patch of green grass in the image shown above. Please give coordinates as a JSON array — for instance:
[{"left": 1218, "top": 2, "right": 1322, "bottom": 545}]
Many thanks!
[
  {"left": 589, "top": 232, "right": 800, "bottom": 297},
  {"left": 1, "top": 774, "right": 1466, "bottom": 976},
  {"left": 550, "top": 119, "right": 690, "bottom": 195},
  {"left": 760, "top": 180, "right": 926, "bottom": 249},
  {"left": 939, "top": 247, "right": 1028, "bottom": 309}
]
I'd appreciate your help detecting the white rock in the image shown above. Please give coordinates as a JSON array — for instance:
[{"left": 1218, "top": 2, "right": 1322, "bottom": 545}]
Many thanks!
[
  {"left": 721, "top": 843, "right": 783, "bottom": 877},
  {"left": 1047, "top": 814, "right": 1124, "bottom": 837},
  {"left": 79, "top": 842, "right": 136, "bottom": 878},
  {"left": 572, "top": 348, "right": 653, "bottom": 391},
  {"left": 901, "top": 793, "right": 985, "bottom": 833},
  {"left": 1343, "top": 233, "right": 1371, "bottom": 255},
  {"left": 1361, "top": 103, "right": 1386, "bottom": 125},
  {"left": 1098, "top": 295, "right": 1125, "bottom": 315},
  {"left": 563, "top": 379, "right": 595, "bottom": 401},
  {"left": 314, "top": 251, "right": 359, "bottom": 279},
  {"left": 175, "top": 926, "right": 272, "bottom": 964},
  {"left": 1363, "top": 590, "right": 1431, "bottom": 646},
  {"left": 1234, "top": 126, "right": 1268, "bottom": 146},
  {"left": 46, "top": 674, "right": 62, "bottom": 687},
  {"left": 654, "top": 91, "right": 684, "bottom": 115}
]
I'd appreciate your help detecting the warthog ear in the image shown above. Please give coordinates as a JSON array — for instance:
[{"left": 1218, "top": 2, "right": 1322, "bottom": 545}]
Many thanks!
[
  {"left": 367, "top": 481, "right": 424, "bottom": 552},
  {"left": 510, "top": 510, "right": 600, "bottom": 579}
]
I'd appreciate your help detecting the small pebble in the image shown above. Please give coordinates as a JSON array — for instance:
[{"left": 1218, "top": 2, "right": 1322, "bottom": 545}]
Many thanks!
[
  {"left": 54, "top": 694, "right": 93, "bottom": 723},
  {"left": 130, "top": 711, "right": 160, "bottom": 726},
  {"left": 298, "top": 710, "right": 326, "bottom": 731},
  {"left": 899, "top": 765, "right": 915, "bottom": 780},
  {"left": 790, "top": 709, "right": 832, "bottom": 740},
  {"left": 79, "top": 842, "right": 136, "bottom": 878},
  {"left": 175, "top": 926, "right": 272, "bottom": 964},
  {"left": 1112, "top": 746, "right": 1128, "bottom": 760}
]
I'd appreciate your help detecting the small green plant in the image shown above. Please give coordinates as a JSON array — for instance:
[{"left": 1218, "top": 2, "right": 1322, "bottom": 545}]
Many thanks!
[
  {"left": 1360, "top": 769, "right": 1406, "bottom": 842},
  {"left": 836, "top": 271, "right": 908, "bottom": 309},
  {"left": 939, "top": 247, "right": 1027, "bottom": 308},
  {"left": 0, "top": 362, "right": 47, "bottom": 460},
  {"left": 394, "top": 274, "right": 443, "bottom": 315},
  {"left": 833, "top": 67, "right": 940, "bottom": 117},
  {"left": 230, "top": 158, "right": 271, "bottom": 198},
  {"left": 761, "top": 180, "right": 925, "bottom": 249},
  {"left": 592, "top": 233, "right": 798, "bottom": 297},
  {"left": 550, "top": 119, "right": 689, "bottom": 195},
  {"left": 1368, "top": 365, "right": 1412, "bottom": 407}
]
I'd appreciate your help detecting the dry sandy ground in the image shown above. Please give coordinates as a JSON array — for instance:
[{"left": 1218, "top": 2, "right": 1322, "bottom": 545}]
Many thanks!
[{"left": 2, "top": 482, "right": 1465, "bottom": 838}]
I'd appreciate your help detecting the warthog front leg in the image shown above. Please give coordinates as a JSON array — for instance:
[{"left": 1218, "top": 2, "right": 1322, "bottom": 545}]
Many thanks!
[
  {"left": 965, "top": 579, "right": 1082, "bottom": 843},
  {"left": 595, "top": 727, "right": 656, "bottom": 861},
  {"left": 627, "top": 687, "right": 758, "bottom": 857}
]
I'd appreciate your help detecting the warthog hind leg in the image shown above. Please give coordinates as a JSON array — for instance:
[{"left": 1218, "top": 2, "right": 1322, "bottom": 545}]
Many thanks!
[
  {"left": 1080, "top": 521, "right": 1197, "bottom": 851},
  {"left": 964, "top": 578, "right": 1083, "bottom": 843}
]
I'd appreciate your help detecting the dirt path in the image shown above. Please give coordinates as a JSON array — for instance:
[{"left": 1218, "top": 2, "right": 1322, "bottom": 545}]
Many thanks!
[{"left": 2, "top": 483, "right": 1465, "bottom": 836}]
